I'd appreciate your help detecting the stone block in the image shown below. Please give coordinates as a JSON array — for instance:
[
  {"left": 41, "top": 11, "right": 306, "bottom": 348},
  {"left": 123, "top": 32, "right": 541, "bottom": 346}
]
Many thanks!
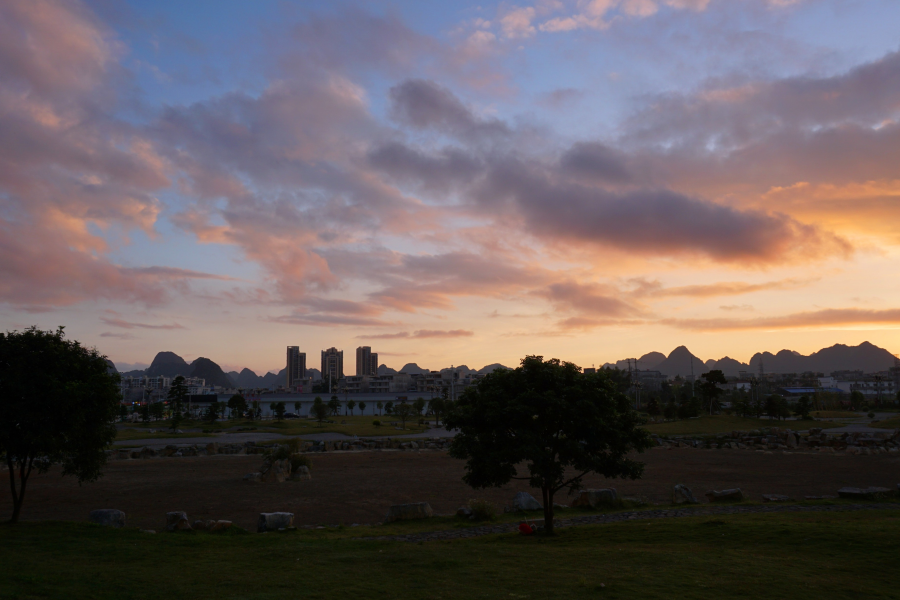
[
  {"left": 512, "top": 491, "right": 543, "bottom": 511},
  {"left": 210, "top": 520, "right": 232, "bottom": 532},
  {"left": 571, "top": 488, "right": 619, "bottom": 508},
  {"left": 837, "top": 487, "right": 893, "bottom": 500},
  {"left": 290, "top": 466, "right": 311, "bottom": 481},
  {"left": 672, "top": 484, "right": 699, "bottom": 504},
  {"left": 705, "top": 489, "right": 744, "bottom": 502},
  {"left": 89, "top": 509, "right": 126, "bottom": 528},
  {"left": 762, "top": 494, "right": 792, "bottom": 502},
  {"left": 166, "top": 511, "right": 192, "bottom": 532},
  {"left": 258, "top": 512, "right": 294, "bottom": 532},
  {"left": 383, "top": 502, "right": 434, "bottom": 523}
]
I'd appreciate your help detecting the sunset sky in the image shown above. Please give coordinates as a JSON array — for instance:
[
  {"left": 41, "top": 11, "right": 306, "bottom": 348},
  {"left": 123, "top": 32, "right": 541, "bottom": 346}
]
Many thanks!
[{"left": 2, "top": 0, "right": 900, "bottom": 374}]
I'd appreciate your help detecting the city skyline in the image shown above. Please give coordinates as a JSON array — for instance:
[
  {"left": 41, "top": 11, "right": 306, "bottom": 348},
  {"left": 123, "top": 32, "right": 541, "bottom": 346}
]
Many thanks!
[{"left": 4, "top": 0, "right": 900, "bottom": 374}]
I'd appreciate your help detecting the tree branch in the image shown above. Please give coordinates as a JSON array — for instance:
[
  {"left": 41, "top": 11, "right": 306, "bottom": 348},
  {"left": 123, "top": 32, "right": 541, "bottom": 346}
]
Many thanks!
[{"left": 551, "top": 470, "right": 590, "bottom": 494}]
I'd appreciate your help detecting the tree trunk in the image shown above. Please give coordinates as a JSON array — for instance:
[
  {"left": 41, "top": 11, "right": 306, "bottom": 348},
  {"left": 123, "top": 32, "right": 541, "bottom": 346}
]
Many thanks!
[
  {"left": 7, "top": 457, "right": 32, "bottom": 524},
  {"left": 541, "top": 486, "right": 555, "bottom": 535}
]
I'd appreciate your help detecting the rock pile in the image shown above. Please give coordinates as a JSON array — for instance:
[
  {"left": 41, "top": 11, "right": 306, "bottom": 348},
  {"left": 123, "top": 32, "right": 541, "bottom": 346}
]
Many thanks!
[
  {"left": 652, "top": 427, "right": 900, "bottom": 454},
  {"left": 165, "top": 511, "right": 232, "bottom": 532},
  {"left": 111, "top": 436, "right": 454, "bottom": 460}
]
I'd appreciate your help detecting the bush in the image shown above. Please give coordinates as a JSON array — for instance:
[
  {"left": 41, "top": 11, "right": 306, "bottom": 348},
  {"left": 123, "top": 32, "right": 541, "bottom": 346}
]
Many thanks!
[
  {"left": 467, "top": 499, "right": 498, "bottom": 521},
  {"left": 290, "top": 455, "right": 312, "bottom": 472},
  {"left": 373, "top": 420, "right": 381, "bottom": 426},
  {"left": 868, "top": 411, "right": 875, "bottom": 419}
]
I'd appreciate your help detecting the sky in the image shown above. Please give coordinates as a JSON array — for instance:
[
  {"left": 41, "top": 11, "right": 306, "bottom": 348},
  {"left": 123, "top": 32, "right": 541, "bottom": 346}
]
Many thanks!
[{"left": 2, "top": 0, "right": 900, "bottom": 375}]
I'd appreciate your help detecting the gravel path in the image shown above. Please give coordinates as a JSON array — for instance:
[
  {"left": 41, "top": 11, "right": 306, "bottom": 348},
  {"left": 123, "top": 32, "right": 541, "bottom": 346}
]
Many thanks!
[{"left": 362, "top": 502, "right": 900, "bottom": 543}]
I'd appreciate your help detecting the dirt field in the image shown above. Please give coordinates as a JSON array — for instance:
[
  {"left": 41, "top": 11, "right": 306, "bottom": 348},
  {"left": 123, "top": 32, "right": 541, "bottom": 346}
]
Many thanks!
[{"left": 4, "top": 449, "right": 899, "bottom": 531}]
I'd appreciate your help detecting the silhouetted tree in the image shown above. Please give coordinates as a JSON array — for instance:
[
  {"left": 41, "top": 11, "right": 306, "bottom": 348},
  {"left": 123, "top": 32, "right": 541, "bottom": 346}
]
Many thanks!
[
  {"left": 445, "top": 356, "right": 651, "bottom": 535},
  {"left": 0, "top": 326, "right": 120, "bottom": 523},
  {"left": 167, "top": 376, "right": 188, "bottom": 432},
  {"left": 698, "top": 370, "right": 727, "bottom": 415}
]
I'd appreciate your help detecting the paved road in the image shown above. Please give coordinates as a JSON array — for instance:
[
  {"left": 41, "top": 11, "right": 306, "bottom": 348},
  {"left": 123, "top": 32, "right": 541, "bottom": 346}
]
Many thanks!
[{"left": 114, "top": 427, "right": 456, "bottom": 449}]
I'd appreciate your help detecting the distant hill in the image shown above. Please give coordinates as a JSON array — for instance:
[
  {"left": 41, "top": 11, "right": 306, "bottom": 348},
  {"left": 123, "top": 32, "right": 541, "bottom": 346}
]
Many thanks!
[
  {"left": 442, "top": 365, "right": 477, "bottom": 376},
  {"left": 233, "top": 368, "right": 264, "bottom": 388},
  {"left": 710, "top": 356, "right": 749, "bottom": 377},
  {"left": 398, "top": 363, "right": 429, "bottom": 375},
  {"left": 604, "top": 341, "right": 896, "bottom": 378},
  {"left": 189, "top": 357, "right": 233, "bottom": 388},
  {"left": 653, "top": 347, "right": 707, "bottom": 378},
  {"left": 606, "top": 351, "right": 666, "bottom": 370},
  {"left": 478, "top": 363, "right": 510, "bottom": 374},
  {"left": 146, "top": 351, "right": 190, "bottom": 378},
  {"left": 260, "top": 370, "right": 282, "bottom": 389},
  {"left": 749, "top": 342, "right": 896, "bottom": 374},
  {"left": 378, "top": 364, "right": 398, "bottom": 375}
]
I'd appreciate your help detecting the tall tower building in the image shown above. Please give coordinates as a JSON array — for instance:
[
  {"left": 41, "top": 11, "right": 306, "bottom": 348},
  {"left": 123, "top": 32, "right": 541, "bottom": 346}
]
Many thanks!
[
  {"left": 286, "top": 346, "right": 306, "bottom": 388},
  {"left": 321, "top": 347, "right": 344, "bottom": 383},
  {"left": 356, "top": 346, "right": 379, "bottom": 376}
]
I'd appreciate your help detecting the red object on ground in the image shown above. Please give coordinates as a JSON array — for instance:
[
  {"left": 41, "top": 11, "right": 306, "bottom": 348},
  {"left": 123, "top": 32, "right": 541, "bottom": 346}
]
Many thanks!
[{"left": 518, "top": 523, "right": 534, "bottom": 535}]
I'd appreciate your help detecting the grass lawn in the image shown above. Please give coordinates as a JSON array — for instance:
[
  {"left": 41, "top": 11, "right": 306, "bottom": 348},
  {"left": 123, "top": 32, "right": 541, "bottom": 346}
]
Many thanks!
[
  {"left": 644, "top": 415, "right": 843, "bottom": 436},
  {"left": 1, "top": 509, "right": 898, "bottom": 599},
  {"left": 870, "top": 415, "right": 900, "bottom": 429}
]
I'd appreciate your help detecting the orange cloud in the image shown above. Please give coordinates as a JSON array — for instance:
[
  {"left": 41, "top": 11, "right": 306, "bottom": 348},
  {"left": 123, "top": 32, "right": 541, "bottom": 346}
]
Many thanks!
[{"left": 663, "top": 308, "right": 900, "bottom": 331}]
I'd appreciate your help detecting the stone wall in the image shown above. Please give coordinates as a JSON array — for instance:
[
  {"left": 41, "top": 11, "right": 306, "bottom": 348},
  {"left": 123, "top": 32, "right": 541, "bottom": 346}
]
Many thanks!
[
  {"left": 651, "top": 427, "right": 900, "bottom": 454},
  {"left": 110, "top": 437, "right": 452, "bottom": 460}
]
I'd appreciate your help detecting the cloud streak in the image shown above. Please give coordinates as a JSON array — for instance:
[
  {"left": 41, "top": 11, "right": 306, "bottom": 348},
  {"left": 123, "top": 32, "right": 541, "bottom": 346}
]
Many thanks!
[
  {"left": 99, "top": 317, "right": 186, "bottom": 330},
  {"left": 663, "top": 308, "right": 900, "bottom": 331},
  {"left": 357, "top": 329, "right": 474, "bottom": 339}
]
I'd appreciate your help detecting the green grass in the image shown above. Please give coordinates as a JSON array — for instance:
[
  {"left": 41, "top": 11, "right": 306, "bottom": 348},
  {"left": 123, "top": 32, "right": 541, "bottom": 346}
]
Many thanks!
[
  {"left": 870, "top": 415, "right": 900, "bottom": 429},
  {"left": 644, "top": 415, "right": 843, "bottom": 436},
  {"left": 2, "top": 509, "right": 898, "bottom": 599}
]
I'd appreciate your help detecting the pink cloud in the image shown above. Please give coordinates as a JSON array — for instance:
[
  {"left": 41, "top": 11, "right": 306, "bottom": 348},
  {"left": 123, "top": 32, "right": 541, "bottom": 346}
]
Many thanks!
[
  {"left": 357, "top": 329, "right": 474, "bottom": 339},
  {"left": 99, "top": 317, "right": 186, "bottom": 330}
]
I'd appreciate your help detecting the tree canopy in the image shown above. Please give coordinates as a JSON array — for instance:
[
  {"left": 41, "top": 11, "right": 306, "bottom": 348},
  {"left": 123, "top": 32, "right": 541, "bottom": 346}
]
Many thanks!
[
  {"left": 0, "top": 326, "right": 120, "bottom": 523},
  {"left": 698, "top": 370, "right": 727, "bottom": 415},
  {"left": 444, "top": 356, "right": 652, "bottom": 534}
]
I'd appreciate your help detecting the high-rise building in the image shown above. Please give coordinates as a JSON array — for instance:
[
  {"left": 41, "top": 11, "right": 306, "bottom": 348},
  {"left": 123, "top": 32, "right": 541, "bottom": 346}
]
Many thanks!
[
  {"left": 355, "top": 346, "right": 379, "bottom": 376},
  {"left": 286, "top": 346, "right": 306, "bottom": 388},
  {"left": 321, "top": 347, "right": 344, "bottom": 383}
]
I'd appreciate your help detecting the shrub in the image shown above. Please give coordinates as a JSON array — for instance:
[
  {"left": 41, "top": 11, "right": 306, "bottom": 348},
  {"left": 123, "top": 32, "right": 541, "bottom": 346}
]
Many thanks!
[
  {"left": 867, "top": 411, "right": 875, "bottom": 419},
  {"left": 373, "top": 420, "right": 381, "bottom": 426},
  {"left": 265, "top": 444, "right": 292, "bottom": 461},
  {"left": 467, "top": 499, "right": 498, "bottom": 521},
  {"left": 290, "top": 455, "right": 312, "bottom": 472}
]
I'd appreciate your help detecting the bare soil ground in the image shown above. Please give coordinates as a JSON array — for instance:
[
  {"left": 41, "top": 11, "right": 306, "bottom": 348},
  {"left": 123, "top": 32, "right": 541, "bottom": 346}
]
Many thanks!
[{"left": 4, "top": 448, "right": 899, "bottom": 531}]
